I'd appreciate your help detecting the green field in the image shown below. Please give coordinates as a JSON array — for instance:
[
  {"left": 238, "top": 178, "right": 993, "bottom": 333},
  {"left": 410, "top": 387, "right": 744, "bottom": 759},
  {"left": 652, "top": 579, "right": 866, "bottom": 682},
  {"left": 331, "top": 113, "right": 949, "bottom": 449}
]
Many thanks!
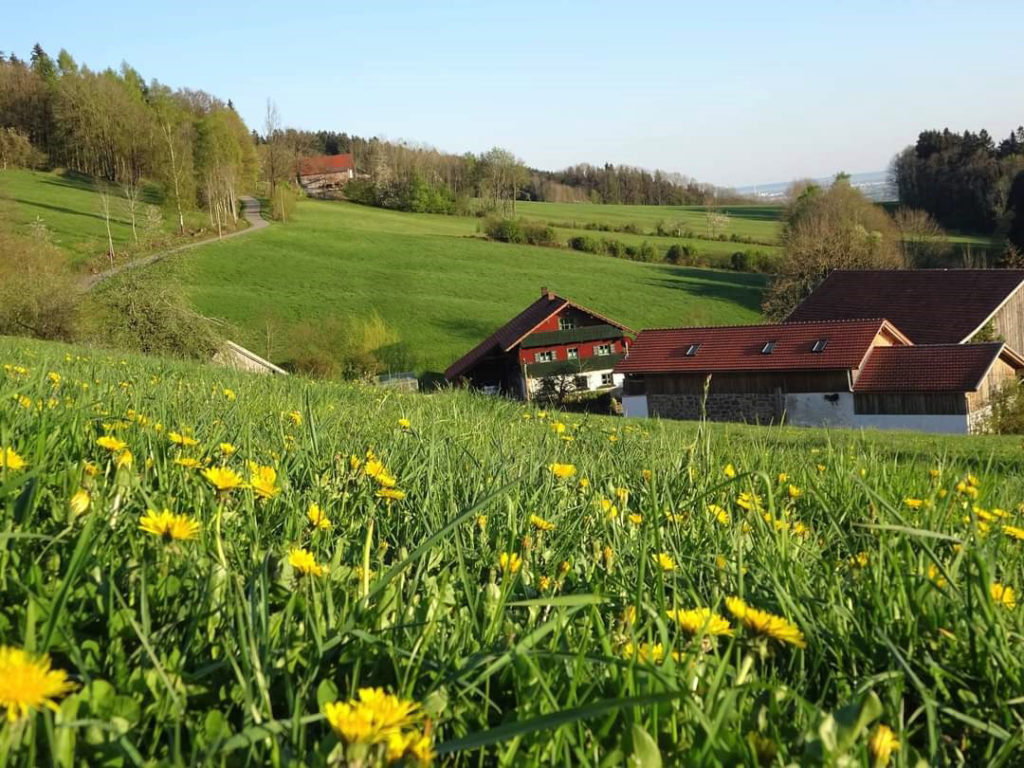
[
  {"left": 0, "top": 169, "right": 215, "bottom": 268},
  {"left": 1, "top": 335, "right": 1022, "bottom": 765},
  {"left": 172, "top": 199, "right": 767, "bottom": 373}
]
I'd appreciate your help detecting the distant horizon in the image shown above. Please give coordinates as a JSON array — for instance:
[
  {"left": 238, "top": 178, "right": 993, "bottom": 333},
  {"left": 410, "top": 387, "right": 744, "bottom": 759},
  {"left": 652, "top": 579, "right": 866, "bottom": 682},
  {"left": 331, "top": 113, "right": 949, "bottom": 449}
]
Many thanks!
[{"left": 5, "top": 1, "right": 1022, "bottom": 188}]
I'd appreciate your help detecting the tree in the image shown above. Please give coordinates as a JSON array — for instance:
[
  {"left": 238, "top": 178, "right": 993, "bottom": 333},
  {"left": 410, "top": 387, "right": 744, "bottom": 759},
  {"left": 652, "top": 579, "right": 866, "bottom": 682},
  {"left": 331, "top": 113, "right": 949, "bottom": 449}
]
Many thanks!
[
  {"left": 762, "top": 176, "right": 905, "bottom": 320},
  {"left": 260, "top": 99, "right": 290, "bottom": 197},
  {"left": 479, "top": 147, "right": 528, "bottom": 215},
  {"left": 892, "top": 207, "right": 951, "bottom": 266}
]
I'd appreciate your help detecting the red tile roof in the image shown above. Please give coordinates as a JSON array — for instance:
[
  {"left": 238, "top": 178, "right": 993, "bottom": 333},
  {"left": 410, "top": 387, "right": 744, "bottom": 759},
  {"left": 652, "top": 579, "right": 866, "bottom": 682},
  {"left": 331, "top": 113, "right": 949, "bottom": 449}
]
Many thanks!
[
  {"left": 298, "top": 153, "right": 354, "bottom": 177},
  {"left": 785, "top": 269, "right": 1024, "bottom": 344},
  {"left": 445, "top": 293, "right": 632, "bottom": 380},
  {"left": 613, "top": 319, "right": 909, "bottom": 374},
  {"left": 854, "top": 343, "right": 1023, "bottom": 392}
]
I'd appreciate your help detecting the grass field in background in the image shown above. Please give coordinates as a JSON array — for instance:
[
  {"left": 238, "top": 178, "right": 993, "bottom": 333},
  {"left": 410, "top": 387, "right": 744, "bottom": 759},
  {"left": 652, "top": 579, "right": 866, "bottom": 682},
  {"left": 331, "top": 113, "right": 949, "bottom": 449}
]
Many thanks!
[
  {"left": 174, "top": 200, "right": 767, "bottom": 372},
  {"left": 0, "top": 169, "right": 215, "bottom": 267},
  {"left": 1, "top": 335, "right": 1021, "bottom": 765}
]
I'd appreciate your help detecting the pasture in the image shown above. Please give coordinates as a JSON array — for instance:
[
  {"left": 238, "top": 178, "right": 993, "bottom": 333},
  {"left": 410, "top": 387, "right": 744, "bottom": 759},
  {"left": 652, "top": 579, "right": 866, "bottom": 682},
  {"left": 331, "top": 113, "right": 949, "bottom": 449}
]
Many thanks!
[
  {"left": 171, "top": 200, "right": 767, "bottom": 373},
  {"left": 0, "top": 335, "right": 1021, "bottom": 765}
]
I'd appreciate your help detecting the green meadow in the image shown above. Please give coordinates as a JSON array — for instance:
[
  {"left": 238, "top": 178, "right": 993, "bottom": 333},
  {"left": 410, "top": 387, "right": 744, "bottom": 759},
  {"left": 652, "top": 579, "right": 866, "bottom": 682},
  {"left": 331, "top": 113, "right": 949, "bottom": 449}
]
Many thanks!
[
  {"left": 0, "top": 335, "right": 1022, "bottom": 765},
  {"left": 171, "top": 199, "right": 767, "bottom": 372}
]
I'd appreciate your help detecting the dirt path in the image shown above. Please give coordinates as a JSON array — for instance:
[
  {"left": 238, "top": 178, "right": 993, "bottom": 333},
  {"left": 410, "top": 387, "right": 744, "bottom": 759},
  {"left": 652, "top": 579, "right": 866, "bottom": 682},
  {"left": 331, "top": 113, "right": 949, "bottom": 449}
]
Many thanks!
[{"left": 83, "top": 196, "right": 268, "bottom": 290}]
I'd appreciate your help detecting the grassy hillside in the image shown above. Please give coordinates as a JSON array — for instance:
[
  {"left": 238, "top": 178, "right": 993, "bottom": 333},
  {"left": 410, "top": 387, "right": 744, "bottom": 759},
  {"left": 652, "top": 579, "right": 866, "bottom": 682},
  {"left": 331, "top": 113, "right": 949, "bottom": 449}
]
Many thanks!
[
  {"left": 174, "top": 200, "right": 768, "bottom": 373},
  {"left": 0, "top": 169, "right": 219, "bottom": 268},
  {"left": 1, "top": 334, "right": 1022, "bottom": 765}
]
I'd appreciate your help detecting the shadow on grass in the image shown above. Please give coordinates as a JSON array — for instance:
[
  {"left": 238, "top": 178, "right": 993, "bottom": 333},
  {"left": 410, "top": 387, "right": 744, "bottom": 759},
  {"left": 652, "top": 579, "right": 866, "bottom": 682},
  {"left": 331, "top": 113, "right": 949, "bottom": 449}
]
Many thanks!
[
  {"left": 715, "top": 205, "right": 785, "bottom": 222},
  {"left": 13, "top": 197, "right": 129, "bottom": 227}
]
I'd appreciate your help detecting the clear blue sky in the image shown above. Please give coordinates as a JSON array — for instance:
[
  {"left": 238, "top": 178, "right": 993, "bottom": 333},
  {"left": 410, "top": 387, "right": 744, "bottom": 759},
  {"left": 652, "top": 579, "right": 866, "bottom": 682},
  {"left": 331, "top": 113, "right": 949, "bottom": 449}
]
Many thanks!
[{"left": 6, "top": 1, "right": 1023, "bottom": 187}]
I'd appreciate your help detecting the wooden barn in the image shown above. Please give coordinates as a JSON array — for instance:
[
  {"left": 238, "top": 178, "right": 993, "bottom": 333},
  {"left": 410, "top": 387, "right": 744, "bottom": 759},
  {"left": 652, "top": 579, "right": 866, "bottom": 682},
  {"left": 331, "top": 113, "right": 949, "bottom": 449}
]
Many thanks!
[
  {"left": 445, "top": 289, "right": 633, "bottom": 400},
  {"left": 785, "top": 269, "right": 1024, "bottom": 354},
  {"left": 297, "top": 154, "right": 355, "bottom": 193},
  {"left": 615, "top": 319, "right": 1023, "bottom": 433}
]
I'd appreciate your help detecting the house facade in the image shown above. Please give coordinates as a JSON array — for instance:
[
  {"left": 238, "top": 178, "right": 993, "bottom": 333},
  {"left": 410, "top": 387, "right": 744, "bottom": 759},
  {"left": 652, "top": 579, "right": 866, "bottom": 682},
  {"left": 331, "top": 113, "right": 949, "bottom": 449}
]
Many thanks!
[
  {"left": 615, "top": 319, "right": 1023, "bottom": 434},
  {"left": 297, "top": 154, "right": 355, "bottom": 193},
  {"left": 445, "top": 290, "right": 632, "bottom": 400}
]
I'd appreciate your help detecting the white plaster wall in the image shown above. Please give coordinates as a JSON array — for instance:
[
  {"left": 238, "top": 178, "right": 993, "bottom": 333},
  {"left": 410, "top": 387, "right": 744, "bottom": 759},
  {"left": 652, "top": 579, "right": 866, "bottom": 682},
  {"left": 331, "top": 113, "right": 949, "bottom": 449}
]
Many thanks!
[
  {"left": 853, "top": 414, "right": 969, "bottom": 434},
  {"left": 622, "top": 395, "right": 649, "bottom": 418},
  {"left": 527, "top": 370, "right": 622, "bottom": 395},
  {"left": 784, "top": 392, "right": 855, "bottom": 427}
]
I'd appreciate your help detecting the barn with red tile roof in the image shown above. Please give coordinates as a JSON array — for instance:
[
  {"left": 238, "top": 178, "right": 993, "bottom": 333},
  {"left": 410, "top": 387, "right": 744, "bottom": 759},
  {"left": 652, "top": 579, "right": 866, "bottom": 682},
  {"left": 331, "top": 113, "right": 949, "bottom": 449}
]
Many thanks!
[
  {"left": 297, "top": 153, "right": 355, "bottom": 193},
  {"left": 445, "top": 289, "right": 633, "bottom": 400},
  {"left": 785, "top": 269, "right": 1024, "bottom": 353}
]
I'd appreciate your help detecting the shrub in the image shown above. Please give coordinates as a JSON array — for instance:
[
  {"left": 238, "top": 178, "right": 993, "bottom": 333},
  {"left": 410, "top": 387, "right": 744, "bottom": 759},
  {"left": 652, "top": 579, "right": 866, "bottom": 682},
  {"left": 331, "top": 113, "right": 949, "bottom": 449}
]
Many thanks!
[
  {"left": 0, "top": 127, "right": 45, "bottom": 170},
  {"left": 287, "top": 312, "right": 406, "bottom": 380},
  {"left": 269, "top": 182, "right": 299, "bottom": 222},
  {"left": 637, "top": 241, "right": 659, "bottom": 262},
  {"left": 602, "top": 238, "right": 626, "bottom": 258},
  {"left": 0, "top": 230, "right": 79, "bottom": 341},
  {"left": 985, "top": 382, "right": 1024, "bottom": 434},
  {"left": 568, "top": 235, "right": 601, "bottom": 253},
  {"left": 665, "top": 243, "right": 696, "bottom": 264},
  {"left": 483, "top": 217, "right": 525, "bottom": 244},
  {"left": 522, "top": 220, "right": 557, "bottom": 246},
  {"left": 730, "top": 251, "right": 752, "bottom": 271}
]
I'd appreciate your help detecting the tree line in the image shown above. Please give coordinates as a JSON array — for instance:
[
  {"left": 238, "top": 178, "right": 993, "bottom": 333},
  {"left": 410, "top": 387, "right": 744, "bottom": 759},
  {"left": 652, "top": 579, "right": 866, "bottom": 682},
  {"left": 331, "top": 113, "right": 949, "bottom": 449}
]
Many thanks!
[
  {"left": 891, "top": 125, "right": 1024, "bottom": 258},
  {"left": 0, "top": 44, "right": 257, "bottom": 236}
]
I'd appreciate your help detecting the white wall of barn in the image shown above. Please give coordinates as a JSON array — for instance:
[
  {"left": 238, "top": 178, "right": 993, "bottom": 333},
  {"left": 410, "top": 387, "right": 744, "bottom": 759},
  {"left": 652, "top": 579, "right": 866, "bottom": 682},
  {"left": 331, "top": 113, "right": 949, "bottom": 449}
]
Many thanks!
[
  {"left": 784, "top": 392, "right": 855, "bottom": 427},
  {"left": 527, "top": 370, "right": 623, "bottom": 395}
]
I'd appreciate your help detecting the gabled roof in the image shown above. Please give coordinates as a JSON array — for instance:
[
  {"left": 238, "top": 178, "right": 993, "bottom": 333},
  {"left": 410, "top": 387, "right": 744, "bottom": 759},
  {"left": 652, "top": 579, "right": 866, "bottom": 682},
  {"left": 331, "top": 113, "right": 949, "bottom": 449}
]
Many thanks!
[
  {"left": 521, "top": 324, "right": 626, "bottom": 348},
  {"left": 854, "top": 343, "right": 1024, "bottom": 392},
  {"left": 785, "top": 269, "right": 1024, "bottom": 344},
  {"left": 445, "top": 293, "right": 633, "bottom": 380},
  {"left": 613, "top": 319, "right": 909, "bottom": 375},
  {"left": 298, "top": 153, "right": 354, "bottom": 176}
]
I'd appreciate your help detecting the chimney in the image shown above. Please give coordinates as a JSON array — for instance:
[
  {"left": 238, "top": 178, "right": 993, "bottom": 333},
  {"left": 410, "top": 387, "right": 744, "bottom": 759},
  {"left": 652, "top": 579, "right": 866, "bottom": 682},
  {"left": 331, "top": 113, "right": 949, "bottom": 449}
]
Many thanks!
[{"left": 542, "top": 286, "right": 554, "bottom": 300}]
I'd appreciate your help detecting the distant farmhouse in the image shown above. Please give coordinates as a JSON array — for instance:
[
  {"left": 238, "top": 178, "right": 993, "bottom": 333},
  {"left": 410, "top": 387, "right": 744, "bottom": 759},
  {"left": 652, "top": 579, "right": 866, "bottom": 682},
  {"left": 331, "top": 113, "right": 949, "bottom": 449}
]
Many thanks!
[
  {"left": 616, "top": 269, "right": 1024, "bottom": 434},
  {"left": 297, "top": 154, "right": 355, "bottom": 194},
  {"left": 445, "top": 289, "right": 632, "bottom": 399}
]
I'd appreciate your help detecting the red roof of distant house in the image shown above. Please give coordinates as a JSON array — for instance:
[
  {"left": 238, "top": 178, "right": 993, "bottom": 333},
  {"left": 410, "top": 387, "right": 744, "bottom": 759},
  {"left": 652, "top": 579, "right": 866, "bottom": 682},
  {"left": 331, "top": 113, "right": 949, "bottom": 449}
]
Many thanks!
[
  {"left": 614, "top": 319, "right": 909, "bottom": 375},
  {"left": 298, "top": 153, "right": 354, "bottom": 177},
  {"left": 785, "top": 269, "right": 1024, "bottom": 344},
  {"left": 445, "top": 292, "right": 633, "bottom": 380},
  {"left": 854, "top": 343, "right": 1024, "bottom": 392}
]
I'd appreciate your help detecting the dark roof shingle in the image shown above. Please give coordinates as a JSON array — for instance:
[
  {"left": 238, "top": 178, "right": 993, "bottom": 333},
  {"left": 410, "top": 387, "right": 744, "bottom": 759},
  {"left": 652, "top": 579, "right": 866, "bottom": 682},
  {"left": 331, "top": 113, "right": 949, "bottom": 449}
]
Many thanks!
[
  {"left": 854, "top": 343, "right": 1021, "bottom": 392},
  {"left": 785, "top": 269, "right": 1024, "bottom": 344},
  {"left": 614, "top": 319, "right": 907, "bottom": 374}
]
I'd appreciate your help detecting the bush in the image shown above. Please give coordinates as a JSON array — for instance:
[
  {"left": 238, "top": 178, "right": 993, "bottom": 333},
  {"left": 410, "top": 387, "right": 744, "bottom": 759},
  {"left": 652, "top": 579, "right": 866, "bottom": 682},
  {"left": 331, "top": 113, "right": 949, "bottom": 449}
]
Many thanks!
[
  {"left": 730, "top": 251, "right": 752, "bottom": 271},
  {"left": 0, "top": 231, "right": 79, "bottom": 341},
  {"left": 269, "top": 182, "right": 299, "bottom": 222},
  {"left": 665, "top": 243, "right": 696, "bottom": 264},
  {"left": 602, "top": 238, "right": 626, "bottom": 258},
  {"left": 287, "top": 312, "right": 409, "bottom": 380},
  {"left": 985, "top": 382, "right": 1024, "bottom": 434},
  {"left": 568, "top": 235, "right": 601, "bottom": 253},
  {"left": 483, "top": 217, "right": 525, "bottom": 244},
  {"left": 0, "top": 127, "right": 45, "bottom": 170},
  {"left": 522, "top": 220, "right": 557, "bottom": 246}
]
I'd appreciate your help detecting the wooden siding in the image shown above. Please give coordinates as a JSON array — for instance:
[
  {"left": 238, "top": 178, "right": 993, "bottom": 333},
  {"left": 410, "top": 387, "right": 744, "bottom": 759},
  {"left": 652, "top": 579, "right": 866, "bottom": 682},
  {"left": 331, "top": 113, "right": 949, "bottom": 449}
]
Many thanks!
[
  {"left": 992, "top": 284, "right": 1024, "bottom": 355},
  {"left": 854, "top": 392, "right": 967, "bottom": 415},
  {"left": 966, "top": 355, "right": 1019, "bottom": 411},
  {"left": 643, "top": 370, "right": 850, "bottom": 396}
]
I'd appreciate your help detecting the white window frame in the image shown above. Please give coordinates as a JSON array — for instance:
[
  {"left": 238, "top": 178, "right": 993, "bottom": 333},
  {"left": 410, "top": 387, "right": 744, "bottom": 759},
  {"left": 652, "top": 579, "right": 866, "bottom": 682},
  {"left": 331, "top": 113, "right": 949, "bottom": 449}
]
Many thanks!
[
  {"left": 566, "top": 347, "right": 579, "bottom": 360},
  {"left": 594, "top": 344, "right": 613, "bottom": 357},
  {"left": 558, "top": 317, "right": 577, "bottom": 331},
  {"left": 600, "top": 372, "right": 614, "bottom": 387},
  {"left": 534, "top": 350, "right": 555, "bottom": 363}
]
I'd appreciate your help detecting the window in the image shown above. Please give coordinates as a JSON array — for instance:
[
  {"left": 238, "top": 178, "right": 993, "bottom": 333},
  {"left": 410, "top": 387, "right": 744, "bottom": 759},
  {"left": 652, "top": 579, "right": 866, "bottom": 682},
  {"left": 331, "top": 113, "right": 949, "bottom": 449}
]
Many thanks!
[
  {"left": 558, "top": 317, "right": 577, "bottom": 331},
  {"left": 595, "top": 344, "right": 613, "bottom": 356},
  {"left": 573, "top": 375, "right": 589, "bottom": 390},
  {"left": 567, "top": 347, "right": 579, "bottom": 360},
  {"left": 685, "top": 343, "right": 701, "bottom": 357},
  {"left": 761, "top": 340, "right": 776, "bottom": 355},
  {"left": 534, "top": 351, "right": 555, "bottom": 363},
  {"left": 600, "top": 373, "right": 614, "bottom": 387},
  {"left": 811, "top": 338, "right": 828, "bottom": 353}
]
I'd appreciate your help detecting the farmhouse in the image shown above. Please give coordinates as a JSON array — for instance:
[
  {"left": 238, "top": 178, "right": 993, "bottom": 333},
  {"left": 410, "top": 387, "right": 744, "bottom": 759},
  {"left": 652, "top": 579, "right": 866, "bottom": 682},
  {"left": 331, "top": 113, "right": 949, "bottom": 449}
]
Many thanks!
[
  {"left": 615, "top": 319, "right": 1023, "bottom": 433},
  {"left": 445, "top": 289, "right": 633, "bottom": 399},
  {"left": 297, "top": 153, "right": 355, "bottom": 193},
  {"left": 785, "top": 269, "right": 1024, "bottom": 353}
]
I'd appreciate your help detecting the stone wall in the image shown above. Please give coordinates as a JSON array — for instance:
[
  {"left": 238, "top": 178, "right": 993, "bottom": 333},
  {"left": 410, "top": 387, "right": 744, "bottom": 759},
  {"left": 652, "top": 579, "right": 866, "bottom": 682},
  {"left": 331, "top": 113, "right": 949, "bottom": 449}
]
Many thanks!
[{"left": 647, "top": 392, "right": 784, "bottom": 424}]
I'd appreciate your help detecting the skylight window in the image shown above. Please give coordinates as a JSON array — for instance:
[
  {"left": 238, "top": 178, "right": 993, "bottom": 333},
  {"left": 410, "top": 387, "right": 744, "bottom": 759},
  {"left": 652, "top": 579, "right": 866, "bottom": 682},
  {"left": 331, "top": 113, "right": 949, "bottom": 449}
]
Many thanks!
[
  {"left": 761, "top": 340, "right": 776, "bottom": 355},
  {"left": 811, "top": 338, "right": 828, "bottom": 353},
  {"left": 685, "top": 343, "right": 701, "bottom": 357}
]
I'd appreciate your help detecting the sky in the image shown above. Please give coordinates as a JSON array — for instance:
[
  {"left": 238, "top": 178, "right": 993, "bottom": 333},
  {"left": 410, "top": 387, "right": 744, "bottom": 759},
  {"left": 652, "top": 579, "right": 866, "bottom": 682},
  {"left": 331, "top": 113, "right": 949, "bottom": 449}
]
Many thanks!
[{"left": 5, "top": 1, "right": 1023, "bottom": 187}]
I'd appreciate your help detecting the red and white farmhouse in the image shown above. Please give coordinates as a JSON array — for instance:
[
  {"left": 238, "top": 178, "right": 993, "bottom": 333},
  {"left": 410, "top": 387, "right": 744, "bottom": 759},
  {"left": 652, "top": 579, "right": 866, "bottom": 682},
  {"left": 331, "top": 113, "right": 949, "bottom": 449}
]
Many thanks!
[
  {"left": 445, "top": 289, "right": 633, "bottom": 399},
  {"left": 297, "top": 154, "right": 355, "bottom": 193}
]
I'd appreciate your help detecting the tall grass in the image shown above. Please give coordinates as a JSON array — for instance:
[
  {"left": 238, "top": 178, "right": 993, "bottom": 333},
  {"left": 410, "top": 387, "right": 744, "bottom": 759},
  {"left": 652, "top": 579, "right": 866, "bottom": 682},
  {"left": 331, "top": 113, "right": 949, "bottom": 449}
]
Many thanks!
[{"left": 0, "top": 336, "right": 1021, "bottom": 765}]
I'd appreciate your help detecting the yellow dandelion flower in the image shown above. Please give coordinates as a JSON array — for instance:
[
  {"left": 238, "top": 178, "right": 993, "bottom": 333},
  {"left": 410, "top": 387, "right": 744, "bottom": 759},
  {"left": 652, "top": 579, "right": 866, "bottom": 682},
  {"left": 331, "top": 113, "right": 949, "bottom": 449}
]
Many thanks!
[
  {"left": 777, "top": 472, "right": 789, "bottom": 484},
  {"left": 787, "top": 484, "right": 802, "bottom": 499},
  {"left": 667, "top": 607, "right": 733, "bottom": 637},
  {"left": 16, "top": 394, "right": 32, "bottom": 409},
  {"left": 736, "top": 492, "right": 762, "bottom": 512},
  {"left": 288, "top": 547, "right": 327, "bottom": 577},
  {"left": 725, "top": 596, "right": 805, "bottom": 648},
  {"left": 991, "top": 582, "right": 1016, "bottom": 609},
  {"left": 1002, "top": 525, "right": 1024, "bottom": 542},
  {"left": 69, "top": 489, "right": 90, "bottom": 516},
  {"left": 116, "top": 450, "right": 133, "bottom": 469},
  {"left": 219, "top": 442, "right": 237, "bottom": 455},
  {"left": 615, "top": 487, "right": 629, "bottom": 503},
  {"left": 628, "top": 513, "right": 643, "bottom": 525},
  {"left": 323, "top": 688, "right": 419, "bottom": 744},
  {"left": 96, "top": 436, "right": 126, "bottom": 452},
  {"left": 641, "top": 469, "right": 652, "bottom": 482},
  {"left": 222, "top": 388, "right": 236, "bottom": 401},
  {"left": 249, "top": 465, "right": 281, "bottom": 499},
  {"left": 602, "top": 545, "right": 615, "bottom": 569},
  {"left": 903, "top": 498, "right": 924, "bottom": 509},
  {"left": 0, "top": 645, "right": 77, "bottom": 721},
  {"left": 578, "top": 477, "right": 590, "bottom": 489},
  {"left": 499, "top": 551, "right": 522, "bottom": 574},
  {"left": 530, "top": 514, "right": 556, "bottom": 531},
  {"left": 708, "top": 504, "right": 730, "bottom": 524},
  {"left": 927, "top": 564, "right": 947, "bottom": 588},
  {"left": 475, "top": 515, "right": 487, "bottom": 530},
  {"left": 621, "top": 642, "right": 665, "bottom": 664},
  {"left": 397, "top": 417, "right": 411, "bottom": 430},
  {"left": 138, "top": 509, "right": 201, "bottom": 541},
  {"left": 287, "top": 410, "right": 302, "bottom": 426},
  {"left": 928, "top": 468, "right": 941, "bottom": 479},
  {"left": 202, "top": 466, "right": 244, "bottom": 492},
  {"left": 723, "top": 463, "right": 736, "bottom": 478},
  {"left": 307, "top": 503, "right": 332, "bottom": 530},
  {"left": 868, "top": 724, "right": 900, "bottom": 766},
  {"left": 0, "top": 447, "right": 28, "bottom": 471},
  {"left": 548, "top": 463, "right": 577, "bottom": 479},
  {"left": 537, "top": 575, "right": 552, "bottom": 592},
  {"left": 654, "top": 552, "right": 677, "bottom": 572},
  {"left": 850, "top": 551, "right": 869, "bottom": 568},
  {"left": 168, "top": 431, "right": 198, "bottom": 447},
  {"left": 376, "top": 487, "right": 406, "bottom": 502},
  {"left": 174, "top": 457, "right": 201, "bottom": 469}
]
